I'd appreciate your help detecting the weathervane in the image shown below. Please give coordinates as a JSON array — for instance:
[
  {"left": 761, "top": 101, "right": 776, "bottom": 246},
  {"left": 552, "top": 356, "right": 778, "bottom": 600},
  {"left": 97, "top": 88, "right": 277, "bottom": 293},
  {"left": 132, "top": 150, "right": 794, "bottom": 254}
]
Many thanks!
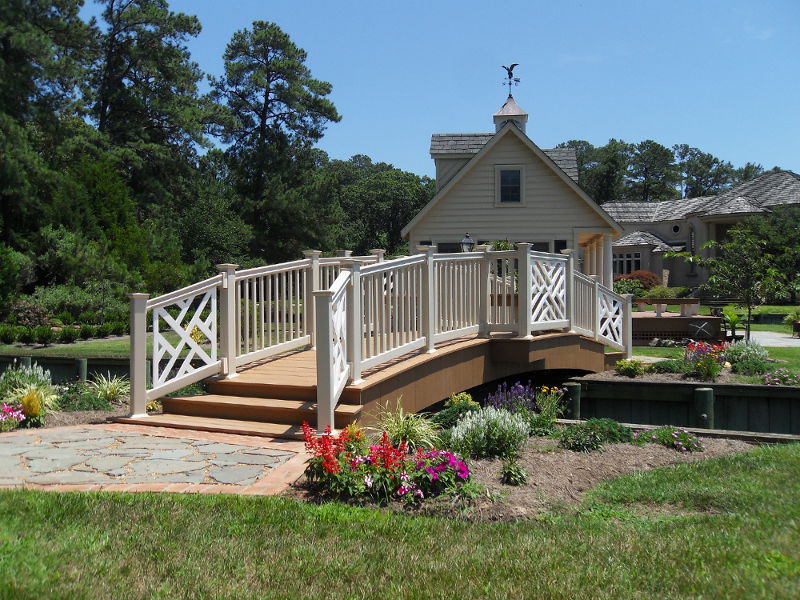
[{"left": 502, "top": 63, "right": 520, "bottom": 94}]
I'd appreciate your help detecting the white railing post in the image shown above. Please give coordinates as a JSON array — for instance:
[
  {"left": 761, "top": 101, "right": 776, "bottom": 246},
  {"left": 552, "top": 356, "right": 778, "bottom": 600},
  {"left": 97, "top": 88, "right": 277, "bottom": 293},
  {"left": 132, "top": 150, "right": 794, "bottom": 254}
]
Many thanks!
[
  {"left": 561, "top": 249, "right": 576, "bottom": 333},
  {"left": 343, "top": 260, "right": 363, "bottom": 383},
  {"left": 477, "top": 245, "right": 490, "bottom": 337},
  {"left": 516, "top": 243, "right": 533, "bottom": 339},
  {"left": 590, "top": 275, "right": 600, "bottom": 341},
  {"left": 417, "top": 245, "right": 437, "bottom": 353},
  {"left": 314, "top": 289, "right": 335, "bottom": 433},
  {"left": 623, "top": 293, "right": 633, "bottom": 358},
  {"left": 303, "top": 250, "right": 321, "bottom": 347},
  {"left": 129, "top": 293, "right": 149, "bottom": 418},
  {"left": 369, "top": 249, "right": 385, "bottom": 263},
  {"left": 336, "top": 250, "right": 353, "bottom": 258},
  {"left": 217, "top": 263, "right": 239, "bottom": 377}
]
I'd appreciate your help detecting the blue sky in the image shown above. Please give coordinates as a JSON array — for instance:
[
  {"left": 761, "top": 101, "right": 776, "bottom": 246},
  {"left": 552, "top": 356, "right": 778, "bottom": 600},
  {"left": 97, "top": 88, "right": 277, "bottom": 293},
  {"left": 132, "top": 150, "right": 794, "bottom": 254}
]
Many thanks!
[{"left": 84, "top": 0, "right": 799, "bottom": 178}]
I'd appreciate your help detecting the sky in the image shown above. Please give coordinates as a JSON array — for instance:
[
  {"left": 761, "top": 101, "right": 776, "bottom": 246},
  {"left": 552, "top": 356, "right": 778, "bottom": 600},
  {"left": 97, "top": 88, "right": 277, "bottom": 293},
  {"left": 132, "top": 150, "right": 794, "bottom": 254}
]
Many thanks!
[{"left": 83, "top": 0, "right": 800, "bottom": 178}]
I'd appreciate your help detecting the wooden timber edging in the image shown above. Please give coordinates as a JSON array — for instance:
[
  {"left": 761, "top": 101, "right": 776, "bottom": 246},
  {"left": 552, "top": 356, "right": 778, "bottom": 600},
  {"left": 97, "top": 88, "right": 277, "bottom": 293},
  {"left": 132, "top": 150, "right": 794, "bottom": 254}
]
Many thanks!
[{"left": 567, "top": 377, "right": 800, "bottom": 435}]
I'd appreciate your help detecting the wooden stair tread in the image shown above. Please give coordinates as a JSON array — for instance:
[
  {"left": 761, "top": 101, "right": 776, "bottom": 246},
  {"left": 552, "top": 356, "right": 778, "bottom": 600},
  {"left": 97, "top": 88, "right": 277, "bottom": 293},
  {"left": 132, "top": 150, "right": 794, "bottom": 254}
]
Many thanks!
[
  {"left": 115, "top": 414, "right": 305, "bottom": 440},
  {"left": 165, "top": 395, "right": 362, "bottom": 415}
]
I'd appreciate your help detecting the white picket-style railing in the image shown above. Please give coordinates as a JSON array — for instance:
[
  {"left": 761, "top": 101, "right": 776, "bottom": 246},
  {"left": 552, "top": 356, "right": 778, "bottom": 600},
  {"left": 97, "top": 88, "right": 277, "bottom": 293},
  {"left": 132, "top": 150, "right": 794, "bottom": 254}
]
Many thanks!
[{"left": 130, "top": 244, "right": 631, "bottom": 429}]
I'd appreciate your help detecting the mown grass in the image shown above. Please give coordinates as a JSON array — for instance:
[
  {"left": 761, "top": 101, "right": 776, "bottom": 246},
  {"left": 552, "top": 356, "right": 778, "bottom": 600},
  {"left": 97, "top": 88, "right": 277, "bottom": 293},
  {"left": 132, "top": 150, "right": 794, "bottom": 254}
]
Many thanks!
[{"left": 1, "top": 444, "right": 798, "bottom": 599}]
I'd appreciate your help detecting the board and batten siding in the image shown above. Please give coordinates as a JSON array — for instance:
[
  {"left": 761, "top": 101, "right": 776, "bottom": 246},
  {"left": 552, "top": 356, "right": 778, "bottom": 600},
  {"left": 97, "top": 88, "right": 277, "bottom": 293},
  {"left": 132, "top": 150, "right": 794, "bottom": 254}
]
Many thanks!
[{"left": 409, "top": 133, "right": 613, "bottom": 247}]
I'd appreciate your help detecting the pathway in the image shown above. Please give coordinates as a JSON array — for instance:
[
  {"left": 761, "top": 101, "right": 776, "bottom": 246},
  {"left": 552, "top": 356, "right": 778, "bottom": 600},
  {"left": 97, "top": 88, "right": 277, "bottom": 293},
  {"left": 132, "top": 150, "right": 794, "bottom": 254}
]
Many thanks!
[{"left": 0, "top": 424, "right": 309, "bottom": 495}]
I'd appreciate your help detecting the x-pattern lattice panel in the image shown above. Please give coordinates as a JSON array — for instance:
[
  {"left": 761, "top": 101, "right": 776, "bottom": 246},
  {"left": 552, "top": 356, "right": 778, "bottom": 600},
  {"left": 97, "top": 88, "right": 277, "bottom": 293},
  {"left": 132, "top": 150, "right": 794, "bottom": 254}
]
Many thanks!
[
  {"left": 530, "top": 258, "right": 566, "bottom": 323},
  {"left": 153, "top": 290, "right": 217, "bottom": 386},
  {"left": 598, "top": 289, "right": 624, "bottom": 347},
  {"left": 330, "top": 286, "right": 349, "bottom": 391}
]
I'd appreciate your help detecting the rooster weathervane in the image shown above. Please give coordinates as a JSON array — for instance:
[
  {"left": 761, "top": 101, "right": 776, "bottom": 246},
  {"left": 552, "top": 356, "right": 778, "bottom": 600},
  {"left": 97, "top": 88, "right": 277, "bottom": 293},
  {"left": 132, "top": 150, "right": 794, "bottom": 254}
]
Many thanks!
[{"left": 502, "top": 63, "right": 520, "bottom": 94}]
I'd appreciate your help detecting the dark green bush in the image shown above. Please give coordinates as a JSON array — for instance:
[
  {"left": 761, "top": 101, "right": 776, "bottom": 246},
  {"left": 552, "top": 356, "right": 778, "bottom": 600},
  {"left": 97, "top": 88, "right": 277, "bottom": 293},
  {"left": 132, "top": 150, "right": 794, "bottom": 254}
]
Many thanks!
[
  {"left": 79, "top": 324, "right": 96, "bottom": 340},
  {"left": 34, "top": 326, "right": 56, "bottom": 346},
  {"left": 583, "top": 418, "right": 633, "bottom": 443},
  {"left": 56, "top": 311, "right": 74, "bottom": 325},
  {"left": 430, "top": 402, "right": 480, "bottom": 430},
  {"left": 78, "top": 311, "right": 98, "bottom": 325},
  {"left": 645, "top": 359, "right": 688, "bottom": 374},
  {"left": 17, "top": 327, "right": 35, "bottom": 345},
  {"left": 110, "top": 321, "right": 127, "bottom": 336},
  {"left": 96, "top": 323, "right": 112, "bottom": 338},
  {"left": 732, "top": 357, "right": 770, "bottom": 376},
  {"left": 0, "top": 325, "right": 16, "bottom": 345},
  {"left": 614, "top": 359, "right": 645, "bottom": 378},
  {"left": 59, "top": 327, "right": 79, "bottom": 344},
  {"left": 559, "top": 423, "right": 605, "bottom": 452},
  {"left": 57, "top": 379, "right": 112, "bottom": 411}
]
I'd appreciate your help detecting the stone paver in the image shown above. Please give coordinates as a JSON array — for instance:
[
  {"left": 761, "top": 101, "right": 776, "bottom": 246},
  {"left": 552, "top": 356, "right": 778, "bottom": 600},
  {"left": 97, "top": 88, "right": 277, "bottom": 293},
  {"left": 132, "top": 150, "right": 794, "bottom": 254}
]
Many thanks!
[{"left": 0, "top": 424, "right": 309, "bottom": 496}]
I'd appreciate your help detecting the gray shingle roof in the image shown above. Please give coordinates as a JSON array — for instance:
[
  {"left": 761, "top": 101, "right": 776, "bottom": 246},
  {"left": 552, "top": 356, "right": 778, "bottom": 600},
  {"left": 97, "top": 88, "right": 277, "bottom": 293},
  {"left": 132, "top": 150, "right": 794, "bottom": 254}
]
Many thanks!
[
  {"left": 603, "top": 171, "right": 800, "bottom": 223},
  {"left": 614, "top": 231, "right": 681, "bottom": 252},
  {"left": 430, "top": 133, "right": 579, "bottom": 182}
]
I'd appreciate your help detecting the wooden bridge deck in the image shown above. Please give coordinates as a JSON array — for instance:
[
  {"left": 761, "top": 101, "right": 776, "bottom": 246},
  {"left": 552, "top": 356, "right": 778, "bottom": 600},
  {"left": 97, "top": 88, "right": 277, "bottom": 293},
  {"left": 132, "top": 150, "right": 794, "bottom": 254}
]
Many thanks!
[{"left": 119, "top": 332, "right": 618, "bottom": 439}]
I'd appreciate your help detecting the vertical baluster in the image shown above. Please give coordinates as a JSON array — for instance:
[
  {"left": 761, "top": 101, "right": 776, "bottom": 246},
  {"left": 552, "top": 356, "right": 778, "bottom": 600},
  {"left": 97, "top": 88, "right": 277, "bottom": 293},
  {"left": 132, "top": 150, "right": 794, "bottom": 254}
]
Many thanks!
[{"left": 289, "top": 268, "right": 295, "bottom": 340}]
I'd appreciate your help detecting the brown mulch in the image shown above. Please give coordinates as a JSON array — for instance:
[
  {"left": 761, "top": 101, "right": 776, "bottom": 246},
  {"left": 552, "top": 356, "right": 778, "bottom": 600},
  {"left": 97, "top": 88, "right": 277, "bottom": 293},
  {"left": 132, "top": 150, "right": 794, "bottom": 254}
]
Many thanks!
[
  {"left": 43, "top": 405, "right": 130, "bottom": 428},
  {"left": 581, "top": 368, "right": 740, "bottom": 384}
]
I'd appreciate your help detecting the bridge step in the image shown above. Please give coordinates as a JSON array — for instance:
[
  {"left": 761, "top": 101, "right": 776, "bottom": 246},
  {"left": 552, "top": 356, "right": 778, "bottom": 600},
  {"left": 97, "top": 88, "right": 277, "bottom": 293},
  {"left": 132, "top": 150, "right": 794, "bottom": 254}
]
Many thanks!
[
  {"left": 115, "top": 413, "right": 305, "bottom": 440},
  {"left": 206, "top": 379, "right": 362, "bottom": 404},
  {"left": 162, "top": 394, "right": 361, "bottom": 429}
]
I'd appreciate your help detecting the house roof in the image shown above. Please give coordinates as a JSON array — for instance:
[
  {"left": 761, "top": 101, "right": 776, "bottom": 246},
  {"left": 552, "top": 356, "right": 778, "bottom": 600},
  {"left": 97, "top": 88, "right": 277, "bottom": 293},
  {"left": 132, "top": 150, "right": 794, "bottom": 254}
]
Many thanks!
[
  {"left": 603, "top": 170, "right": 800, "bottom": 223},
  {"left": 430, "top": 134, "right": 579, "bottom": 182},
  {"left": 613, "top": 231, "right": 681, "bottom": 252},
  {"left": 403, "top": 122, "right": 622, "bottom": 238}
]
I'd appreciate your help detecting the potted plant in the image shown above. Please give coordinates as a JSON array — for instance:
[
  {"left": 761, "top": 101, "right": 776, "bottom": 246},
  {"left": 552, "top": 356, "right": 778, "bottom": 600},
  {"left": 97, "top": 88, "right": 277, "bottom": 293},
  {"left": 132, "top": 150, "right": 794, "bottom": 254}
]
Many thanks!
[{"left": 782, "top": 308, "right": 800, "bottom": 337}]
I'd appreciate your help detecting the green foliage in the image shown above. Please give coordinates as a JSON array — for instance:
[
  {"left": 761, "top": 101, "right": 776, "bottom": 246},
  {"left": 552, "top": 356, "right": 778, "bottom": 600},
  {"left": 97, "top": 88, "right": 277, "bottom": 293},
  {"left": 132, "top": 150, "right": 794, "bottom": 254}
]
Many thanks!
[
  {"left": 614, "top": 359, "right": 645, "bottom": 378},
  {"left": 783, "top": 308, "right": 800, "bottom": 325},
  {"left": 58, "top": 327, "right": 79, "bottom": 344},
  {"left": 725, "top": 341, "right": 769, "bottom": 366},
  {"left": 7, "top": 298, "right": 49, "bottom": 327},
  {"left": 612, "top": 277, "right": 645, "bottom": 297},
  {"left": 31, "top": 283, "right": 128, "bottom": 324},
  {"left": 444, "top": 392, "right": 479, "bottom": 409},
  {"left": 0, "top": 325, "right": 16, "bottom": 344},
  {"left": 79, "top": 324, "right": 96, "bottom": 340},
  {"left": 0, "top": 244, "right": 34, "bottom": 306},
  {"left": 731, "top": 358, "right": 770, "bottom": 376},
  {"left": 582, "top": 418, "right": 634, "bottom": 444},
  {"left": 88, "top": 373, "right": 130, "bottom": 404},
  {"left": 500, "top": 458, "right": 528, "bottom": 486},
  {"left": 645, "top": 359, "right": 688, "bottom": 374},
  {"left": 646, "top": 285, "right": 678, "bottom": 299},
  {"left": 633, "top": 426, "right": 704, "bottom": 452},
  {"left": 17, "top": 327, "right": 34, "bottom": 345},
  {"left": 57, "top": 379, "right": 112, "bottom": 412},
  {"left": 96, "top": 323, "right": 113, "bottom": 338},
  {"left": 33, "top": 326, "right": 55, "bottom": 346},
  {"left": 763, "top": 368, "right": 800, "bottom": 386},
  {"left": 449, "top": 407, "right": 529, "bottom": 459},
  {"left": 430, "top": 402, "right": 480, "bottom": 430},
  {"left": 558, "top": 423, "right": 605, "bottom": 452},
  {"left": 0, "top": 363, "right": 52, "bottom": 403},
  {"left": 372, "top": 400, "right": 439, "bottom": 453}
]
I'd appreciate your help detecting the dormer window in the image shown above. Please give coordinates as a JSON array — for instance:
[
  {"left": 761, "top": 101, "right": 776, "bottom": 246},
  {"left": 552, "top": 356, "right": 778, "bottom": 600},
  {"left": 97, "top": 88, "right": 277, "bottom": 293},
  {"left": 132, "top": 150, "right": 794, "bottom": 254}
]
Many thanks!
[{"left": 495, "top": 165, "right": 524, "bottom": 205}]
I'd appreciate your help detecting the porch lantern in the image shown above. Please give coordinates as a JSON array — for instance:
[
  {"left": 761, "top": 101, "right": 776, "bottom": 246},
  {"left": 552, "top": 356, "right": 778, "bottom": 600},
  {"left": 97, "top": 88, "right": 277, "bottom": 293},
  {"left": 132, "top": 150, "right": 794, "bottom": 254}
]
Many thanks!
[{"left": 460, "top": 233, "right": 476, "bottom": 253}]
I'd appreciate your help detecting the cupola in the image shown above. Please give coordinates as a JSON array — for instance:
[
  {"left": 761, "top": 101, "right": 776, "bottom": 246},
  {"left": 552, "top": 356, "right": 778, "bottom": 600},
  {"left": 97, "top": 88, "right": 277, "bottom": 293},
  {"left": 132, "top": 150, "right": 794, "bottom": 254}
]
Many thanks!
[{"left": 493, "top": 94, "right": 528, "bottom": 133}]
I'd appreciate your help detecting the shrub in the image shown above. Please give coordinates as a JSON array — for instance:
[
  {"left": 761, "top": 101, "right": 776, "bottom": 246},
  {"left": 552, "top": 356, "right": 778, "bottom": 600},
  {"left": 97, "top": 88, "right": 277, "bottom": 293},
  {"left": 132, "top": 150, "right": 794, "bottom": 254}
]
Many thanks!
[
  {"left": 34, "top": 326, "right": 55, "bottom": 346},
  {"left": 96, "top": 323, "right": 113, "bottom": 338},
  {"left": 7, "top": 298, "right": 50, "bottom": 327},
  {"left": 725, "top": 341, "right": 768, "bottom": 366},
  {"left": 110, "top": 321, "right": 128, "bottom": 336},
  {"left": 79, "top": 324, "right": 96, "bottom": 340},
  {"left": 500, "top": 458, "right": 528, "bottom": 486},
  {"left": 56, "top": 311, "right": 74, "bottom": 325},
  {"left": 57, "top": 379, "right": 112, "bottom": 411},
  {"left": 647, "top": 285, "right": 678, "bottom": 299},
  {"left": 633, "top": 426, "right": 704, "bottom": 452},
  {"left": 31, "top": 284, "right": 128, "bottom": 323},
  {"left": 58, "top": 327, "right": 79, "bottom": 344},
  {"left": 0, "top": 363, "right": 52, "bottom": 402},
  {"left": 526, "top": 385, "right": 565, "bottom": 436},
  {"left": 615, "top": 359, "right": 645, "bottom": 378},
  {"left": 0, "top": 403, "right": 26, "bottom": 432},
  {"left": 620, "top": 270, "right": 662, "bottom": 290},
  {"left": 449, "top": 407, "right": 529, "bottom": 459},
  {"left": 17, "top": 327, "right": 34, "bottom": 345},
  {"left": 684, "top": 341, "right": 726, "bottom": 380},
  {"left": 11, "top": 383, "right": 58, "bottom": 426},
  {"left": 0, "top": 325, "right": 16, "bottom": 345},
  {"left": 88, "top": 373, "right": 130, "bottom": 404},
  {"left": 583, "top": 418, "right": 634, "bottom": 443},
  {"left": 78, "top": 311, "right": 98, "bottom": 325},
  {"left": 645, "top": 359, "right": 688, "bottom": 374},
  {"left": 732, "top": 358, "right": 770, "bottom": 376},
  {"left": 613, "top": 277, "right": 646, "bottom": 297},
  {"left": 485, "top": 381, "right": 538, "bottom": 413},
  {"left": 763, "top": 368, "right": 800, "bottom": 386},
  {"left": 559, "top": 423, "right": 605, "bottom": 452},
  {"left": 430, "top": 402, "right": 480, "bottom": 430},
  {"left": 445, "top": 391, "right": 479, "bottom": 408},
  {"left": 373, "top": 400, "right": 439, "bottom": 453}
]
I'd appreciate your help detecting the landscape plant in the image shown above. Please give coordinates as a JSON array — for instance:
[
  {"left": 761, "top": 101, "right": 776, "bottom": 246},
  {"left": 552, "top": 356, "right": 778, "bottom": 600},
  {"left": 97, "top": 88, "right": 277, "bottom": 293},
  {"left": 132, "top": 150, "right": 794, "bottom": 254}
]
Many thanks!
[
  {"left": 0, "top": 403, "right": 26, "bottom": 431},
  {"left": 58, "top": 327, "right": 79, "bottom": 344},
  {"left": 88, "top": 373, "right": 131, "bottom": 404},
  {"left": 633, "top": 426, "right": 704, "bottom": 452},
  {"left": 725, "top": 340, "right": 768, "bottom": 367},
  {"left": 57, "top": 379, "right": 112, "bottom": 412},
  {"left": 582, "top": 418, "right": 634, "bottom": 443},
  {"left": 34, "top": 326, "right": 55, "bottom": 346},
  {"left": 0, "top": 325, "right": 15, "bottom": 345},
  {"left": 558, "top": 422, "right": 605, "bottom": 452},
  {"left": 645, "top": 358, "right": 687, "bottom": 374},
  {"left": 430, "top": 401, "right": 479, "bottom": 430},
  {"left": 372, "top": 400, "right": 439, "bottom": 453},
  {"left": 11, "top": 383, "right": 58, "bottom": 427},
  {"left": 684, "top": 341, "right": 726, "bottom": 380},
  {"left": 449, "top": 407, "right": 529, "bottom": 459},
  {"left": 500, "top": 458, "right": 528, "bottom": 486},
  {"left": 0, "top": 363, "right": 53, "bottom": 401},
  {"left": 614, "top": 359, "right": 645, "bottom": 378},
  {"left": 762, "top": 368, "right": 800, "bottom": 386}
]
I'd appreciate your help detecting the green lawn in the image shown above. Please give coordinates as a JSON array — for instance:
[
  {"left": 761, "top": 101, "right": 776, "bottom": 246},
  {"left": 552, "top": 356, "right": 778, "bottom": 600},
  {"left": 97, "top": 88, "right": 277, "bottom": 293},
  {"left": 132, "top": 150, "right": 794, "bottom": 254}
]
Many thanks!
[
  {"left": 0, "top": 332, "right": 194, "bottom": 360},
  {"left": 0, "top": 443, "right": 798, "bottom": 599}
]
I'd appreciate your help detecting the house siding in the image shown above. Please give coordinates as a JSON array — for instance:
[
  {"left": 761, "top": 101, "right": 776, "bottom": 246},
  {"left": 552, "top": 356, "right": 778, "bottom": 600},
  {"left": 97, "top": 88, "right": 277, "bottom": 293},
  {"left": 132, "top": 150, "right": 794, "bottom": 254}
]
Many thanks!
[
  {"left": 435, "top": 158, "right": 470, "bottom": 190},
  {"left": 409, "top": 133, "right": 612, "bottom": 247}
]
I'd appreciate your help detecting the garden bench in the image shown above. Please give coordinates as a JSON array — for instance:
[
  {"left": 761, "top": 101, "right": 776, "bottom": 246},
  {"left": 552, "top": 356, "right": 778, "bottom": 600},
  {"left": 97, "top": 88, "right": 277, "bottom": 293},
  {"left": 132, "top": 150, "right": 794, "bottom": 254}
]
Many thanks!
[{"left": 634, "top": 297, "right": 700, "bottom": 317}]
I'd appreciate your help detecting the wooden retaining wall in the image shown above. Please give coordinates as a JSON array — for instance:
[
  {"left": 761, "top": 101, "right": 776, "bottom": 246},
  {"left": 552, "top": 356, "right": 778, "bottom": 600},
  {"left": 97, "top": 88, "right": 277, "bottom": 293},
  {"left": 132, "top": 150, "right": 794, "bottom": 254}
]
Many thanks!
[{"left": 570, "top": 378, "right": 800, "bottom": 435}]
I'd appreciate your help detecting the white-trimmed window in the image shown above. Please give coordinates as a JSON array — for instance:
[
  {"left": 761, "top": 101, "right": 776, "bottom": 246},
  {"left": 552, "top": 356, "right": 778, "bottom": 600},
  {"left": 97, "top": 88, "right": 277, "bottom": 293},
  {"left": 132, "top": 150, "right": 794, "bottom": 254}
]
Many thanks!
[
  {"left": 495, "top": 165, "right": 524, "bottom": 205},
  {"left": 613, "top": 252, "right": 641, "bottom": 275}
]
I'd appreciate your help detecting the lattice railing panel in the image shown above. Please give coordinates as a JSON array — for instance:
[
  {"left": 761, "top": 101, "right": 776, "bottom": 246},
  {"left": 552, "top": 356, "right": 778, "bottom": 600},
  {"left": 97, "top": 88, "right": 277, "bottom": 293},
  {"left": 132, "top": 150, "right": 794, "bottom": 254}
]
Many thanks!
[
  {"left": 153, "top": 289, "right": 218, "bottom": 387},
  {"left": 598, "top": 287, "right": 625, "bottom": 349},
  {"left": 530, "top": 257, "right": 566, "bottom": 324},
  {"left": 330, "top": 280, "right": 349, "bottom": 396}
]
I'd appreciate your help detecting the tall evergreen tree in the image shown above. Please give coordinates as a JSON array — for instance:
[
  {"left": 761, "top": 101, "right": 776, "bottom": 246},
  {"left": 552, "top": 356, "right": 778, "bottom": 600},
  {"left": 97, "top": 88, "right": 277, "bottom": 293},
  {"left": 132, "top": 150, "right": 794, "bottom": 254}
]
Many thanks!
[
  {"left": 624, "top": 140, "right": 679, "bottom": 203},
  {"left": 673, "top": 144, "right": 734, "bottom": 198}
]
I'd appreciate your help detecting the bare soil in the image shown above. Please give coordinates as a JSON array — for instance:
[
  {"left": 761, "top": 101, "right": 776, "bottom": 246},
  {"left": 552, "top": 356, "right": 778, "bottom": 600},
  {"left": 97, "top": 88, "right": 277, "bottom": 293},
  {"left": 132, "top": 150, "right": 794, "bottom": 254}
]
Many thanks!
[
  {"left": 43, "top": 405, "right": 130, "bottom": 428},
  {"left": 581, "top": 367, "right": 741, "bottom": 384}
]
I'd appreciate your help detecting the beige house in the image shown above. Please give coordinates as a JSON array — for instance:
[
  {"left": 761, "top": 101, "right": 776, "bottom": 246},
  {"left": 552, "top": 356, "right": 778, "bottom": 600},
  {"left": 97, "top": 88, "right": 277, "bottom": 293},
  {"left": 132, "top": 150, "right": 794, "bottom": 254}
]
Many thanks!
[
  {"left": 604, "top": 170, "right": 800, "bottom": 287},
  {"left": 401, "top": 95, "right": 622, "bottom": 287}
]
